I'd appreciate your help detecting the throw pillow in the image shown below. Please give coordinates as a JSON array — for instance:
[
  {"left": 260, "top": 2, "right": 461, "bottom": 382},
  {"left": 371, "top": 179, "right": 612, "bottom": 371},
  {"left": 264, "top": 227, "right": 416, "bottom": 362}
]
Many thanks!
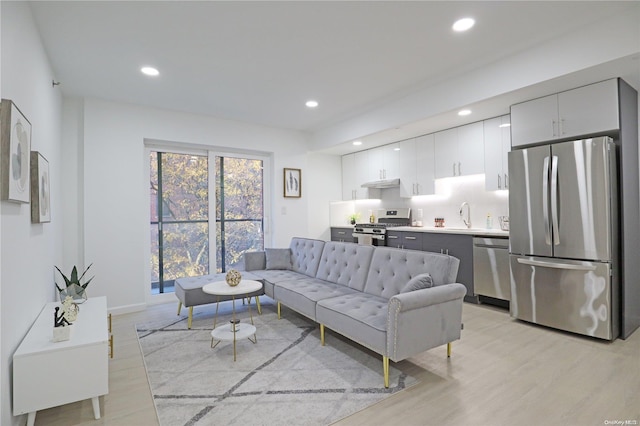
[
  {"left": 265, "top": 248, "right": 292, "bottom": 270},
  {"left": 401, "top": 273, "right": 433, "bottom": 293}
]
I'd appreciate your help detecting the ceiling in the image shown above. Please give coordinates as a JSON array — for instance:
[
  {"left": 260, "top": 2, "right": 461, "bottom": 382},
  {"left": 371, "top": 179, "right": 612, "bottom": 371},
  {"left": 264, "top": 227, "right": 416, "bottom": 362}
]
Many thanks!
[{"left": 29, "top": 1, "right": 639, "bottom": 149}]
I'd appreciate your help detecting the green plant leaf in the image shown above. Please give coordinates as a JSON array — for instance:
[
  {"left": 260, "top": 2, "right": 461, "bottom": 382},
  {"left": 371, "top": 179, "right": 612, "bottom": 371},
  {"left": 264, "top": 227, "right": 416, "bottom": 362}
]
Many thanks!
[
  {"left": 70, "top": 266, "right": 79, "bottom": 285},
  {"left": 55, "top": 266, "right": 71, "bottom": 287}
]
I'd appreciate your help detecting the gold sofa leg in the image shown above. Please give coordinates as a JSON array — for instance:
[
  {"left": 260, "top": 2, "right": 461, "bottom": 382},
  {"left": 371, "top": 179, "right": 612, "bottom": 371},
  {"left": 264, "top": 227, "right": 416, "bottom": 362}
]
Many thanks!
[
  {"left": 177, "top": 301, "right": 182, "bottom": 315},
  {"left": 447, "top": 342, "right": 452, "bottom": 358},
  {"left": 277, "top": 302, "right": 281, "bottom": 319},
  {"left": 320, "top": 324, "right": 325, "bottom": 346},
  {"left": 188, "top": 307, "right": 193, "bottom": 329},
  {"left": 383, "top": 356, "right": 390, "bottom": 388}
]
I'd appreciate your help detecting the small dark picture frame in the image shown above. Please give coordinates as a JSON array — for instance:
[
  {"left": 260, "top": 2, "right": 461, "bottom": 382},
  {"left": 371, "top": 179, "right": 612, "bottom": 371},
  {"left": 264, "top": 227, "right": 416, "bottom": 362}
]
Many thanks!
[{"left": 283, "top": 168, "right": 301, "bottom": 198}]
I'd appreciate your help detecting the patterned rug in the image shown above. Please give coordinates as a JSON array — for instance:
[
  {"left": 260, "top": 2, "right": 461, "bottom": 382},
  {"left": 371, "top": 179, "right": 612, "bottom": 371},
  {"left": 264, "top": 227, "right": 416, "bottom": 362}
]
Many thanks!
[{"left": 136, "top": 299, "right": 417, "bottom": 426}]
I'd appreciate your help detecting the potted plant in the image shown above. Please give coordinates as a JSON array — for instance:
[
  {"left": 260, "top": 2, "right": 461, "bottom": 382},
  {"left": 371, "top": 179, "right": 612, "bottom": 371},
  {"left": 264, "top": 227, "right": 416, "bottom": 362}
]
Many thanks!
[
  {"left": 348, "top": 213, "right": 360, "bottom": 225},
  {"left": 55, "top": 264, "right": 94, "bottom": 303}
]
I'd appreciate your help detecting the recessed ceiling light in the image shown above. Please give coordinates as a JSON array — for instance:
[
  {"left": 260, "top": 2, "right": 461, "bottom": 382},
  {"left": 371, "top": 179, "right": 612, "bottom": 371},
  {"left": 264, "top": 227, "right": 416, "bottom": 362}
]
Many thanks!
[
  {"left": 352, "top": 141, "right": 362, "bottom": 146},
  {"left": 305, "top": 100, "right": 319, "bottom": 108},
  {"left": 499, "top": 123, "right": 511, "bottom": 128},
  {"left": 453, "top": 18, "right": 475, "bottom": 32},
  {"left": 458, "top": 109, "right": 472, "bottom": 116},
  {"left": 141, "top": 66, "right": 159, "bottom": 76}
]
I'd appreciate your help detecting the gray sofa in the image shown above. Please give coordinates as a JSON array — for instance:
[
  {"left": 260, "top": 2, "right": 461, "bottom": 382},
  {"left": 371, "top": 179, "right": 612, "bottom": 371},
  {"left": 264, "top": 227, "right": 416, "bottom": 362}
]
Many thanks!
[{"left": 244, "top": 237, "right": 466, "bottom": 387}]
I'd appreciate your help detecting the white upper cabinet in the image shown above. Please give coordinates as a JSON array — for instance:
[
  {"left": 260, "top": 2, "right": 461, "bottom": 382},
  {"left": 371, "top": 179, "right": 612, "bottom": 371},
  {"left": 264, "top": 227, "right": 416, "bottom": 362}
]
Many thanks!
[
  {"left": 341, "top": 153, "right": 356, "bottom": 201},
  {"left": 414, "top": 134, "right": 435, "bottom": 195},
  {"left": 434, "top": 128, "right": 458, "bottom": 178},
  {"left": 368, "top": 144, "right": 400, "bottom": 180},
  {"left": 457, "top": 122, "right": 484, "bottom": 176},
  {"left": 558, "top": 79, "right": 619, "bottom": 138},
  {"left": 398, "top": 135, "right": 435, "bottom": 198},
  {"left": 483, "top": 115, "right": 511, "bottom": 191},
  {"left": 511, "top": 79, "right": 620, "bottom": 147},
  {"left": 435, "top": 122, "right": 484, "bottom": 178},
  {"left": 341, "top": 151, "right": 379, "bottom": 200}
]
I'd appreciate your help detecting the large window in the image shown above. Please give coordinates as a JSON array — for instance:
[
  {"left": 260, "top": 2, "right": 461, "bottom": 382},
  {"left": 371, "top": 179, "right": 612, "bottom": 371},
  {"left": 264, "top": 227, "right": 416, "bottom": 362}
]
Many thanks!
[
  {"left": 150, "top": 149, "right": 266, "bottom": 293},
  {"left": 215, "top": 156, "right": 264, "bottom": 272},
  {"left": 150, "top": 152, "right": 209, "bottom": 294}
]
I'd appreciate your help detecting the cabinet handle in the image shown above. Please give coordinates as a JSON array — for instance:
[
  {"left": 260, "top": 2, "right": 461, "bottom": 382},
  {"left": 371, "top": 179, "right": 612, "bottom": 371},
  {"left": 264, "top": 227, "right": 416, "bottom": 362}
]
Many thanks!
[
  {"left": 498, "top": 173, "right": 501, "bottom": 189},
  {"left": 108, "top": 313, "right": 112, "bottom": 333},
  {"left": 560, "top": 118, "right": 565, "bottom": 135},
  {"left": 109, "top": 334, "right": 114, "bottom": 359},
  {"left": 388, "top": 235, "right": 399, "bottom": 239},
  {"left": 405, "top": 236, "right": 417, "bottom": 240},
  {"left": 337, "top": 231, "right": 346, "bottom": 235},
  {"left": 504, "top": 174, "right": 508, "bottom": 189},
  {"left": 458, "top": 162, "right": 461, "bottom": 175},
  {"left": 416, "top": 183, "right": 420, "bottom": 194},
  {"left": 552, "top": 120, "right": 557, "bottom": 137}
]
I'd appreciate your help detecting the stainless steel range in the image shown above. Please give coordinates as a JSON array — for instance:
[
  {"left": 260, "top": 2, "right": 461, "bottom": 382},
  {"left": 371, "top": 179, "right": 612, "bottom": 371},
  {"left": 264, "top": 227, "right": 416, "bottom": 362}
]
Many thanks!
[{"left": 352, "top": 208, "right": 411, "bottom": 245}]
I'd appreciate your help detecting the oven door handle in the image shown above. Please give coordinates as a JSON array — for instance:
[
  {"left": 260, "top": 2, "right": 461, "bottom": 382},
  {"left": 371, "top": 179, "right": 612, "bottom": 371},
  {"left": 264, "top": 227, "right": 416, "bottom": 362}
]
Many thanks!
[{"left": 352, "top": 233, "right": 385, "bottom": 241}]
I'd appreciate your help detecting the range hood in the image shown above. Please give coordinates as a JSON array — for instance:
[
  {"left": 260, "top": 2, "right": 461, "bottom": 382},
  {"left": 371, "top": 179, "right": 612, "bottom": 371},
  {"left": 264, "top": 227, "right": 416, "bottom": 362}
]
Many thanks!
[{"left": 361, "top": 178, "right": 400, "bottom": 189}]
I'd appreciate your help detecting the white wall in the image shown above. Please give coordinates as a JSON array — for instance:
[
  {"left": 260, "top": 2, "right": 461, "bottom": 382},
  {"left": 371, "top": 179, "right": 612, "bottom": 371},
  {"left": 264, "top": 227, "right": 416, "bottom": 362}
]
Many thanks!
[
  {"left": 0, "top": 3, "right": 63, "bottom": 426},
  {"left": 63, "top": 98, "right": 334, "bottom": 313}
]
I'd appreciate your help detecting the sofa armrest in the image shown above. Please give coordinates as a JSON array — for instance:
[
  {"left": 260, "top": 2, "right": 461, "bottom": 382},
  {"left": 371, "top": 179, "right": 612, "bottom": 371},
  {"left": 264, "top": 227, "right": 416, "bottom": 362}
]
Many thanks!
[
  {"left": 243, "top": 251, "right": 266, "bottom": 271},
  {"left": 390, "top": 283, "right": 467, "bottom": 312},
  {"left": 386, "top": 283, "right": 467, "bottom": 361}
]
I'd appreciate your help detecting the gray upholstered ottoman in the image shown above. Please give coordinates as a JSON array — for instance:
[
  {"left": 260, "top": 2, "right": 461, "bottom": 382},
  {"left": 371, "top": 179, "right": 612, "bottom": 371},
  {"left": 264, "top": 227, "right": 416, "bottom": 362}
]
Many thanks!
[{"left": 175, "top": 272, "right": 264, "bottom": 328}]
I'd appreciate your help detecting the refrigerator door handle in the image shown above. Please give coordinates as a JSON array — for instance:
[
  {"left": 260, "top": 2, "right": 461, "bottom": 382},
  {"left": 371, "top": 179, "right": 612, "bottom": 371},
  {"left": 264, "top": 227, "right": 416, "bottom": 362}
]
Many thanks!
[
  {"left": 542, "top": 156, "right": 551, "bottom": 245},
  {"left": 517, "top": 258, "right": 597, "bottom": 271},
  {"left": 550, "top": 155, "right": 560, "bottom": 246}
]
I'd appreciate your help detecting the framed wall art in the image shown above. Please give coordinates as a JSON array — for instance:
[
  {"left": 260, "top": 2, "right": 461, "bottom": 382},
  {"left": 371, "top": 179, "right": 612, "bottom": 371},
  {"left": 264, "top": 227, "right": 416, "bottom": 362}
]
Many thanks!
[
  {"left": 283, "top": 168, "right": 301, "bottom": 198},
  {"left": 30, "top": 151, "right": 51, "bottom": 223},
  {"left": 1, "top": 99, "right": 32, "bottom": 203}
]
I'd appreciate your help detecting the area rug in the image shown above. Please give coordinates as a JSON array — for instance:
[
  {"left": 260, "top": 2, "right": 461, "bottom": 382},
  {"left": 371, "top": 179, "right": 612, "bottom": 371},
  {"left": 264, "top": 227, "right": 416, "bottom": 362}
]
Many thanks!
[{"left": 136, "top": 300, "right": 417, "bottom": 426}]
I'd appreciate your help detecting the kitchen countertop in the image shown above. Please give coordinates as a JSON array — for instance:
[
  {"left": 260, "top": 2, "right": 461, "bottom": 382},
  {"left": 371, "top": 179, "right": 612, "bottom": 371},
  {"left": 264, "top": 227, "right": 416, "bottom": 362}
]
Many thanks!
[
  {"left": 331, "top": 224, "right": 509, "bottom": 237},
  {"left": 389, "top": 226, "right": 509, "bottom": 238}
]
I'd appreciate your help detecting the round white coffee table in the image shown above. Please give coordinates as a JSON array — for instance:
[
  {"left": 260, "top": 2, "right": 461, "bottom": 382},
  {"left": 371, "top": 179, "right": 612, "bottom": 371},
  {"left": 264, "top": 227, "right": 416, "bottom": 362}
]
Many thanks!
[{"left": 202, "top": 279, "right": 263, "bottom": 361}]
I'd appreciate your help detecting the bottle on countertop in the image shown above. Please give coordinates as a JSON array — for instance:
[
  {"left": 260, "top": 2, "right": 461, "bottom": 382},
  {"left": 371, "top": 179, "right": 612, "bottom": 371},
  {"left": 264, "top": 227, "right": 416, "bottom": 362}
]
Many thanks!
[
  {"left": 369, "top": 210, "right": 375, "bottom": 223},
  {"left": 486, "top": 213, "right": 492, "bottom": 229}
]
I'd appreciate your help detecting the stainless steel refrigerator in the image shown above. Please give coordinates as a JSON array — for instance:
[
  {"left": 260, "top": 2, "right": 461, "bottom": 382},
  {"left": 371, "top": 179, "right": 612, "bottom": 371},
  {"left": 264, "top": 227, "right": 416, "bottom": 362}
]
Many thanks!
[{"left": 508, "top": 137, "right": 619, "bottom": 340}]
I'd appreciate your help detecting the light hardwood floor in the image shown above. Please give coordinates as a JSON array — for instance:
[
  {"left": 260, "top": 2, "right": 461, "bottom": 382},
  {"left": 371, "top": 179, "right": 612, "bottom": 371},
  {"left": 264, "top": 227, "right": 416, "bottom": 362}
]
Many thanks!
[{"left": 34, "top": 299, "right": 640, "bottom": 426}]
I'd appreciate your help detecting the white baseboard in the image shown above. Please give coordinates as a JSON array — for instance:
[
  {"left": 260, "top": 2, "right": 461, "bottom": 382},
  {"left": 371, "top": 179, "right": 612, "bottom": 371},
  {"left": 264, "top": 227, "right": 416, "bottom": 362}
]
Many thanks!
[{"left": 108, "top": 303, "right": 146, "bottom": 316}]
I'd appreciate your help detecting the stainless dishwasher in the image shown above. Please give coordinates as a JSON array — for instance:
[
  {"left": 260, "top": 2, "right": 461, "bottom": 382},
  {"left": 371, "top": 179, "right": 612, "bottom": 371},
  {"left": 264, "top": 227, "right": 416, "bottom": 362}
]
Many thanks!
[{"left": 473, "top": 237, "right": 510, "bottom": 301}]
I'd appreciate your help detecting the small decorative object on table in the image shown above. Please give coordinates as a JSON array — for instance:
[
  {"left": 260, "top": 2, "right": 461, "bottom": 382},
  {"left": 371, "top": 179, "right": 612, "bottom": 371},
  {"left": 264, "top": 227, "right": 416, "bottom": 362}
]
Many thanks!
[
  {"left": 434, "top": 217, "right": 445, "bottom": 227},
  {"left": 62, "top": 296, "right": 80, "bottom": 322},
  {"left": 230, "top": 319, "right": 240, "bottom": 331},
  {"left": 52, "top": 306, "right": 71, "bottom": 342},
  {"left": 55, "top": 263, "right": 94, "bottom": 303},
  {"left": 225, "top": 269, "right": 242, "bottom": 287}
]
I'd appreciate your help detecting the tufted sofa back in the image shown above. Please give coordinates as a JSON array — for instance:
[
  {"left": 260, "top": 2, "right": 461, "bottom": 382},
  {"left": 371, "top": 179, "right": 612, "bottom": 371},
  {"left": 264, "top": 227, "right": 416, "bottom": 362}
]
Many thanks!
[
  {"left": 289, "top": 237, "right": 325, "bottom": 277},
  {"left": 315, "top": 242, "right": 375, "bottom": 290},
  {"left": 363, "top": 247, "right": 460, "bottom": 299}
]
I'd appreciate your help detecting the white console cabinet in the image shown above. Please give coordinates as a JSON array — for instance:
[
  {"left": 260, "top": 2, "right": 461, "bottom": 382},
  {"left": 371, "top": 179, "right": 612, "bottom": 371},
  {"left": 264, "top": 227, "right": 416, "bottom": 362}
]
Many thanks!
[{"left": 13, "top": 297, "right": 109, "bottom": 426}]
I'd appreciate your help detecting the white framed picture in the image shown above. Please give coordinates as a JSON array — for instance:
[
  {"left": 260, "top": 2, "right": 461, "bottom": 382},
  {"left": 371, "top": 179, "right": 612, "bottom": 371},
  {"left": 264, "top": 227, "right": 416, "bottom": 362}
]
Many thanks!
[
  {"left": 1, "top": 99, "right": 31, "bottom": 203},
  {"left": 283, "top": 168, "right": 301, "bottom": 198},
  {"left": 30, "top": 151, "right": 51, "bottom": 223}
]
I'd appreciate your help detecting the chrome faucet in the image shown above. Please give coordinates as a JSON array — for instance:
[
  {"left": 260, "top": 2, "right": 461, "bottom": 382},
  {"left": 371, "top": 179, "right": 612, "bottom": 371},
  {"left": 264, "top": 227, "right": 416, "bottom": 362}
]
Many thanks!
[{"left": 459, "top": 202, "right": 471, "bottom": 229}]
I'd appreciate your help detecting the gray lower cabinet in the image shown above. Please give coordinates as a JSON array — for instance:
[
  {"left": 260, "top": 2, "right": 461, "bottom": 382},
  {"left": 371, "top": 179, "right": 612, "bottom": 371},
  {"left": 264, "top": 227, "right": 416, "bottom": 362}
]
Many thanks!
[
  {"left": 386, "top": 230, "right": 423, "bottom": 250},
  {"left": 422, "top": 232, "right": 476, "bottom": 303},
  {"left": 330, "top": 227, "right": 356, "bottom": 243}
]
